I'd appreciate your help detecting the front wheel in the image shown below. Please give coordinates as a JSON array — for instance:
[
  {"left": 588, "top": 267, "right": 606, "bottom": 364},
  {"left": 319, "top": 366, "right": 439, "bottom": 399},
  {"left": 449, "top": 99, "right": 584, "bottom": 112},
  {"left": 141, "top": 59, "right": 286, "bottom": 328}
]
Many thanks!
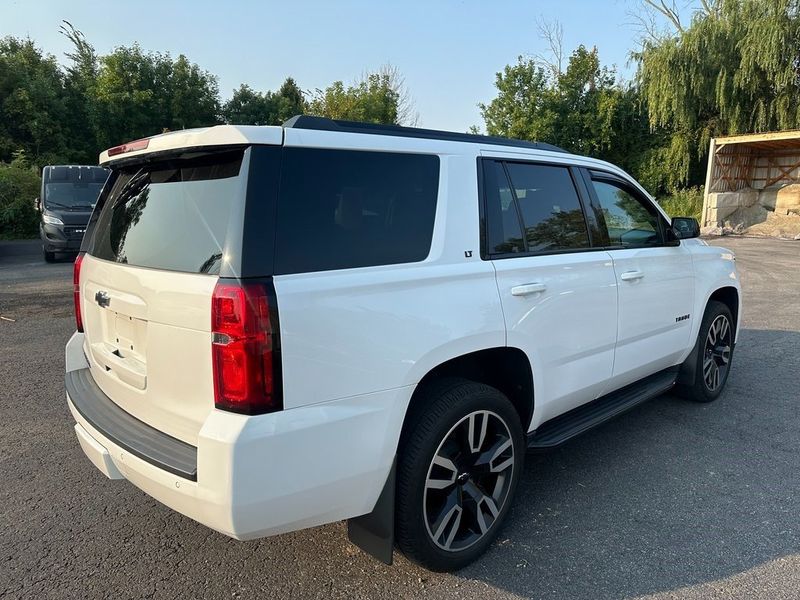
[
  {"left": 395, "top": 378, "right": 525, "bottom": 571},
  {"left": 43, "top": 248, "right": 56, "bottom": 263},
  {"left": 678, "top": 300, "right": 734, "bottom": 402}
]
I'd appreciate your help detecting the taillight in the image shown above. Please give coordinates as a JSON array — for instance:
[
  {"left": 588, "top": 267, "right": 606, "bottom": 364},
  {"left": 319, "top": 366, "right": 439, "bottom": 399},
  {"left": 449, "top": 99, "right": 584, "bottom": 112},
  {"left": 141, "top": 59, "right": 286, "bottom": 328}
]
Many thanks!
[
  {"left": 211, "top": 280, "right": 282, "bottom": 415},
  {"left": 73, "top": 252, "right": 85, "bottom": 333}
]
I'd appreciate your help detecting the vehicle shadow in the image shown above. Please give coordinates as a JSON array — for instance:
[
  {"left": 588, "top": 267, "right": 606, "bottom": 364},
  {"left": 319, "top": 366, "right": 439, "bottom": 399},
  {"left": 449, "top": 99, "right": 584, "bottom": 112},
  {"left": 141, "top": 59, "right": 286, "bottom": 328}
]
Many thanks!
[{"left": 456, "top": 327, "right": 800, "bottom": 599}]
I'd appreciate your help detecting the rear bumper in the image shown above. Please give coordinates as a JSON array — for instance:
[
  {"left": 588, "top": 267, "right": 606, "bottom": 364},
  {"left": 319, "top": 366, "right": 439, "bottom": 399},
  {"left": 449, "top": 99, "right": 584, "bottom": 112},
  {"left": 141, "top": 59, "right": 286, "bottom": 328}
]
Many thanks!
[
  {"left": 67, "top": 368, "right": 198, "bottom": 480},
  {"left": 65, "top": 332, "right": 408, "bottom": 540}
]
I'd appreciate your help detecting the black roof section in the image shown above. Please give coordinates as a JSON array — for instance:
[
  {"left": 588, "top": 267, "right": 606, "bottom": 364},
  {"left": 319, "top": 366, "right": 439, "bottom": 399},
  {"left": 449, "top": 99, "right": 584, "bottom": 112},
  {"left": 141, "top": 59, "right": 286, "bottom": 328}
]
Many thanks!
[{"left": 282, "top": 115, "right": 567, "bottom": 153}]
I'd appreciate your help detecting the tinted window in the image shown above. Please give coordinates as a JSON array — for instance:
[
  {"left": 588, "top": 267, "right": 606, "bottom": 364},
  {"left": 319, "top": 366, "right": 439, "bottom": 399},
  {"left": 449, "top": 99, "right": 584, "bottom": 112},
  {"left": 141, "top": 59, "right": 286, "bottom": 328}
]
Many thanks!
[
  {"left": 591, "top": 179, "right": 661, "bottom": 247},
  {"left": 274, "top": 148, "right": 439, "bottom": 274},
  {"left": 483, "top": 161, "right": 525, "bottom": 254},
  {"left": 505, "top": 163, "right": 590, "bottom": 252},
  {"left": 90, "top": 151, "right": 244, "bottom": 275}
]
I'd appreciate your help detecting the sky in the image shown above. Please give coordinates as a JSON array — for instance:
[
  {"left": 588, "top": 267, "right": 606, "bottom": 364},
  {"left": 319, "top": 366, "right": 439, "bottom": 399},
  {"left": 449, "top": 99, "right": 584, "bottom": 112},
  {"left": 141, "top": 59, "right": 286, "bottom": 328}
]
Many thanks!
[{"left": 1, "top": 0, "right": 693, "bottom": 133}]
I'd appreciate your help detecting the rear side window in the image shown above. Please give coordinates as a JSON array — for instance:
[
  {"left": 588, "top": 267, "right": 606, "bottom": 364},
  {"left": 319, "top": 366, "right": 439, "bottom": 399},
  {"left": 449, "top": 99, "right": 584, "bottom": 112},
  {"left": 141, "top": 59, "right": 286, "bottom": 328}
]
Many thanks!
[
  {"left": 90, "top": 150, "right": 244, "bottom": 275},
  {"left": 505, "top": 163, "right": 590, "bottom": 252},
  {"left": 483, "top": 160, "right": 590, "bottom": 255},
  {"left": 273, "top": 148, "right": 439, "bottom": 274},
  {"left": 483, "top": 161, "right": 525, "bottom": 254}
]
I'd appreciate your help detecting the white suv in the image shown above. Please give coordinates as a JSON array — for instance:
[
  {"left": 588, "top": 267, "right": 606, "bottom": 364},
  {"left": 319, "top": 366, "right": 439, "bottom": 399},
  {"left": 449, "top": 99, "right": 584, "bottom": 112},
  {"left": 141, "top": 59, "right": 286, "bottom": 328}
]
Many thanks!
[{"left": 65, "top": 116, "right": 740, "bottom": 571}]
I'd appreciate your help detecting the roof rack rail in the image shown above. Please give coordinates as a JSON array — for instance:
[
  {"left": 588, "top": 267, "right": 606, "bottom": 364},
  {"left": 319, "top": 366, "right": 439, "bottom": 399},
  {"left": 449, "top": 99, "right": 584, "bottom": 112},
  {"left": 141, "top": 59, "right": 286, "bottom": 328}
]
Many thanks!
[{"left": 282, "top": 115, "right": 567, "bottom": 153}]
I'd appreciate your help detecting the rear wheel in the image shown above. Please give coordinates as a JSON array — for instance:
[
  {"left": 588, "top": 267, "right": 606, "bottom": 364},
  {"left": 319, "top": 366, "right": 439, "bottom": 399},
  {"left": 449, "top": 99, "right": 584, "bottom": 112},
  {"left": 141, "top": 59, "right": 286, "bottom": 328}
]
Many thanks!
[
  {"left": 395, "top": 378, "right": 524, "bottom": 571},
  {"left": 678, "top": 300, "right": 734, "bottom": 403},
  {"left": 43, "top": 248, "right": 56, "bottom": 263}
]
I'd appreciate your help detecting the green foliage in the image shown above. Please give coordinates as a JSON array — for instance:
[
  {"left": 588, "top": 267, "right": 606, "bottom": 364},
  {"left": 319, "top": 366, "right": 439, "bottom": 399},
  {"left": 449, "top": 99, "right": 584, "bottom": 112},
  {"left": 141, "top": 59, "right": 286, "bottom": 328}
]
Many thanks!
[
  {"left": 60, "top": 22, "right": 99, "bottom": 164},
  {"left": 1, "top": 28, "right": 223, "bottom": 165},
  {"left": 222, "top": 78, "right": 305, "bottom": 125},
  {"left": 657, "top": 186, "right": 704, "bottom": 221},
  {"left": 479, "top": 47, "right": 657, "bottom": 189},
  {"left": 0, "top": 37, "right": 70, "bottom": 165},
  {"left": 308, "top": 71, "right": 400, "bottom": 124},
  {"left": 637, "top": 0, "right": 800, "bottom": 187},
  {"left": 91, "top": 44, "right": 221, "bottom": 149},
  {"left": 0, "top": 153, "right": 41, "bottom": 238}
]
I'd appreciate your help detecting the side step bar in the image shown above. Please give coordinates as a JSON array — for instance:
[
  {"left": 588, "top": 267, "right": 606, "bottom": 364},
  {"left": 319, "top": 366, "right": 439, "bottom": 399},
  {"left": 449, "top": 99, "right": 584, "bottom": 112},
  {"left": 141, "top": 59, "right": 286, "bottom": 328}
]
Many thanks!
[{"left": 527, "top": 368, "right": 677, "bottom": 449}]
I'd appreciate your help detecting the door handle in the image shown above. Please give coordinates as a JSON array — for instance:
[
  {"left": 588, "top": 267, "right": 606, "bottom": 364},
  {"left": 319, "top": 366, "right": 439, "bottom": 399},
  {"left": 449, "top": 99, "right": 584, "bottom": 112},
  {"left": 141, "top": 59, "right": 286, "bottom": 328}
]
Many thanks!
[
  {"left": 511, "top": 282, "right": 547, "bottom": 296},
  {"left": 620, "top": 270, "right": 645, "bottom": 281}
]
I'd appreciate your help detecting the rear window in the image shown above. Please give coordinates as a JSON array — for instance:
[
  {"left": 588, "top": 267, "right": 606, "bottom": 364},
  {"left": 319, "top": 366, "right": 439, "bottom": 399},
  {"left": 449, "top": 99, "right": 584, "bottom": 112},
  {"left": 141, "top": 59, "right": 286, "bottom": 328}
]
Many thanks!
[
  {"left": 273, "top": 148, "right": 440, "bottom": 274},
  {"left": 90, "top": 151, "right": 244, "bottom": 275}
]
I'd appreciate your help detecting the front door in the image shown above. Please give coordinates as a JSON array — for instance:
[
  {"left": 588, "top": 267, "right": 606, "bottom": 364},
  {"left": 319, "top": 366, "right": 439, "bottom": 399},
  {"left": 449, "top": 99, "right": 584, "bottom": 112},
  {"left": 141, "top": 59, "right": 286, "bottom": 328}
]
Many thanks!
[
  {"left": 584, "top": 171, "right": 695, "bottom": 389},
  {"left": 483, "top": 159, "right": 618, "bottom": 429}
]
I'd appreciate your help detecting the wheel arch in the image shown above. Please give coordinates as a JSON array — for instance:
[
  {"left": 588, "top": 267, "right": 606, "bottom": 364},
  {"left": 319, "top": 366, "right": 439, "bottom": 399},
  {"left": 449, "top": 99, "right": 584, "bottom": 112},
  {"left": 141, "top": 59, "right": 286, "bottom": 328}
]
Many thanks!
[
  {"left": 678, "top": 285, "right": 740, "bottom": 387},
  {"left": 347, "top": 346, "right": 534, "bottom": 565},
  {"left": 708, "top": 286, "right": 740, "bottom": 338},
  {"left": 403, "top": 347, "right": 535, "bottom": 438}
]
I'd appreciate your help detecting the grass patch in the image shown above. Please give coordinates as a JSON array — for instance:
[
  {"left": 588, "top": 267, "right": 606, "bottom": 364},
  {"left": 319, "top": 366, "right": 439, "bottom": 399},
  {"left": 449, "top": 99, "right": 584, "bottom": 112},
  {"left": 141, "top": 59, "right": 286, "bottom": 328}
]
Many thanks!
[{"left": 657, "top": 186, "right": 704, "bottom": 222}]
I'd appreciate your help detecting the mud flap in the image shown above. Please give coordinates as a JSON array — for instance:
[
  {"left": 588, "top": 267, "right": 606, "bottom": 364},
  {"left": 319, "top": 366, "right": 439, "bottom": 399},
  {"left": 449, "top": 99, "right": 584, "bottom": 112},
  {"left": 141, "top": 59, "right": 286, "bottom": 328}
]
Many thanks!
[
  {"left": 676, "top": 337, "right": 700, "bottom": 386},
  {"left": 347, "top": 457, "right": 395, "bottom": 565}
]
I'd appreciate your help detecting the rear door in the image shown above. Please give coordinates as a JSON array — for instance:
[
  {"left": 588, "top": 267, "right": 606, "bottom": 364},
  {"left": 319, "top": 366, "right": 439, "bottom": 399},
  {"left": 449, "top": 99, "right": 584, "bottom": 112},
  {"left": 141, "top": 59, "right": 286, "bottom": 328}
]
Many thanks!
[
  {"left": 80, "top": 149, "right": 248, "bottom": 444},
  {"left": 484, "top": 159, "right": 618, "bottom": 427},
  {"left": 582, "top": 170, "right": 694, "bottom": 389}
]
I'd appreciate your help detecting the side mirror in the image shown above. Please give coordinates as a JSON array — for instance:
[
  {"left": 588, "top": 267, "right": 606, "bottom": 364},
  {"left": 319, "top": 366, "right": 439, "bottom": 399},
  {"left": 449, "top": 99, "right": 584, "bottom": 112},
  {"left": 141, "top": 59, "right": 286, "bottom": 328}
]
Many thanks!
[
  {"left": 34, "top": 197, "right": 41, "bottom": 212},
  {"left": 671, "top": 216, "right": 701, "bottom": 240}
]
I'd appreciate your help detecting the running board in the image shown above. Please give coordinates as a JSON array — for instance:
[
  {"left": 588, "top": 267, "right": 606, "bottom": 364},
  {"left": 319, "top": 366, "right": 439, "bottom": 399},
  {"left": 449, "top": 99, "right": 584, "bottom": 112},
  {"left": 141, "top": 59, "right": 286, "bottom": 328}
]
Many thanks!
[{"left": 527, "top": 369, "right": 677, "bottom": 449}]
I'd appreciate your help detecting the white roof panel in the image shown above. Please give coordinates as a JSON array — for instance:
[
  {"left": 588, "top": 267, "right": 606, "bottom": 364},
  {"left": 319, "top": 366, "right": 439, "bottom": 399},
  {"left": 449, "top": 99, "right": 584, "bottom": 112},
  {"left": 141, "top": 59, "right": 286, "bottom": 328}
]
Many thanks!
[{"left": 98, "top": 125, "right": 283, "bottom": 165}]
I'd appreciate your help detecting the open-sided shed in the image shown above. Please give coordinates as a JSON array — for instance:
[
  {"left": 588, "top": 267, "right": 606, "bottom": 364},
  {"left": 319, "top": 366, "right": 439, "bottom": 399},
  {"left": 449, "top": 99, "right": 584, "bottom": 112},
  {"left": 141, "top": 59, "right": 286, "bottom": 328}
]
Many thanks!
[{"left": 702, "top": 131, "right": 800, "bottom": 237}]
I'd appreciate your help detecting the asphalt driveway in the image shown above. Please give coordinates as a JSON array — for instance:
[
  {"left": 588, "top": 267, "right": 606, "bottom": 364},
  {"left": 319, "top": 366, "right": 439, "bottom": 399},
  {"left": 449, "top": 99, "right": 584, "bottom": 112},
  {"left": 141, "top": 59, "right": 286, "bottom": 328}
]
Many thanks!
[{"left": 1, "top": 236, "right": 798, "bottom": 599}]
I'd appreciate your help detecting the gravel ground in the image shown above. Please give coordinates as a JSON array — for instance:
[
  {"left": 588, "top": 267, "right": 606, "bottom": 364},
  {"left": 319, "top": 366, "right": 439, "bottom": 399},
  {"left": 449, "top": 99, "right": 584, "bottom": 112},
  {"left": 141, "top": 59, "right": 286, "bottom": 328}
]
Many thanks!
[{"left": 1, "top": 237, "right": 798, "bottom": 600}]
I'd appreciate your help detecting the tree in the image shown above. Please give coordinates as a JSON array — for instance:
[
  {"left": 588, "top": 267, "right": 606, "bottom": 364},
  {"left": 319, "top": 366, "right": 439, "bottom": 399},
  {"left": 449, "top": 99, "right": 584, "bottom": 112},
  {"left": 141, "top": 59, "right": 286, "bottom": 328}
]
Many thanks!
[
  {"left": 223, "top": 84, "right": 269, "bottom": 125},
  {"left": 479, "top": 46, "right": 656, "bottom": 186},
  {"left": 222, "top": 77, "right": 305, "bottom": 125},
  {"left": 169, "top": 55, "right": 221, "bottom": 130},
  {"left": 636, "top": 0, "right": 800, "bottom": 187},
  {"left": 274, "top": 77, "right": 306, "bottom": 122},
  {"left": 60, "top": 21, "right": 99, "bottom": 163},
  {"left": 307, "top": 65, "right": 417, "bottom": 125},
  {"left": 89, "top": 44, "right": 221, "bottom": 149},
  {"left": 0, "top": 151, "right": 41, "bottom": 238},
  {"left": 0, "top": 37, "right": 70, "bottom": 164}
]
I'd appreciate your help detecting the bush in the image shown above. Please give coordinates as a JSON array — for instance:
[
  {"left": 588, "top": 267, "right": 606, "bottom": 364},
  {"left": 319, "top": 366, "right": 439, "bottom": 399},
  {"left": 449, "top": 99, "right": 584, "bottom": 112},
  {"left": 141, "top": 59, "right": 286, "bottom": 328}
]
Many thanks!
[
  {"left": 658, "top": 186, "right": 704, "bottom": 222},
  {"left": 0, "top": 157, "right": 41, "bottom": 239}
]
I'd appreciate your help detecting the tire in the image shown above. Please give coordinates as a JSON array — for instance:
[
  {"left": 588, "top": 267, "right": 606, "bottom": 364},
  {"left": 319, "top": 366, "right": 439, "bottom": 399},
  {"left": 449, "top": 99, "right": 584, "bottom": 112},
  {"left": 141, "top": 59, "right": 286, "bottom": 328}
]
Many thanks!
[
  {"left": 43, "top": 248, "right": 56, "bottom": 263},
  {"left": 395, "top": 378, "right": 525, "bottom": 571},
  {"left": 677, "top": 300, "right": 734, "bottom": 403}
]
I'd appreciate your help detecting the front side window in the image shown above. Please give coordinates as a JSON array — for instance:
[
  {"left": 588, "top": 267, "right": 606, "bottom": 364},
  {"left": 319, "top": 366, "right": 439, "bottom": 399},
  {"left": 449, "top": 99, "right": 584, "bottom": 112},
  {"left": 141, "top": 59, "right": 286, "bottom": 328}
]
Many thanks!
[{"left": 591, "top": 179, "right": 661, "bottom": 248}]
